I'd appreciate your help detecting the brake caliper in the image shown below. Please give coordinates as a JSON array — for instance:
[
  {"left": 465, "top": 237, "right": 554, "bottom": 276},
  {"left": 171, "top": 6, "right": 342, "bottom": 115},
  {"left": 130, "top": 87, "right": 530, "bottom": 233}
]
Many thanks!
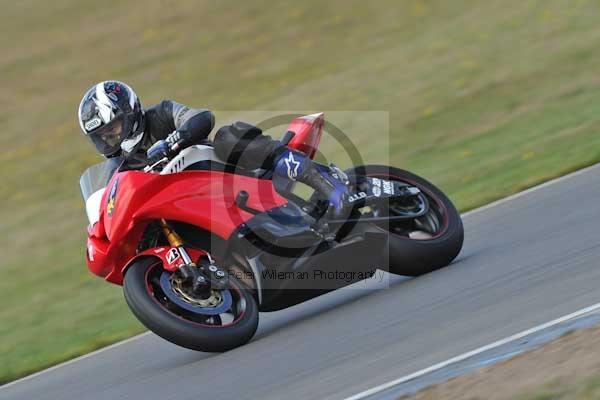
[{"left": 159, "top": 219, "right": 228, "bottom": 297}]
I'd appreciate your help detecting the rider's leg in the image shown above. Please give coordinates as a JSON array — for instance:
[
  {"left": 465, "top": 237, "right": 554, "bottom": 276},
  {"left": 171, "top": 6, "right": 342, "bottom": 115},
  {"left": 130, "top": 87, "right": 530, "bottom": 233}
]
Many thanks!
[
  {"left": 272, "top": 148, "right": 348, "bottom": 212},
  {"left": 213, "top": 121, "right": 282, "bottom": 170},
  {"left": 213, "top": 122, "right": 348, "bottom": 212}
]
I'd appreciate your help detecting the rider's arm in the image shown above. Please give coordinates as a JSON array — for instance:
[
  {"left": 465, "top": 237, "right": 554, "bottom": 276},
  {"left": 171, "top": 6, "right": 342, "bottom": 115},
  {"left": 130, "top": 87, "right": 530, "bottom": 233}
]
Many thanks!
[
  {"left": 170, "top": 101, "right": 215, "bottom": 145},
  {"left": 143, "top": 101, "right": 215, "bottom": 166},
  {"left": 153, "top": 100, "right": 215, "bottom": 149}
]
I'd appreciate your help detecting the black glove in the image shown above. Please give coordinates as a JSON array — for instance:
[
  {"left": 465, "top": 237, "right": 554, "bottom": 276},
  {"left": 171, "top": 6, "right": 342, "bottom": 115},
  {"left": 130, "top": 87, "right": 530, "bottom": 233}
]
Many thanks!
[
  {"left": 166, "top": 129, "right": 193, "bottom": 149},
  {"left": 146, "top": 130, "right": 195, "bottom": 166},
  {"left": 146, "top": 139, "right": 175, "bottom": 166}
]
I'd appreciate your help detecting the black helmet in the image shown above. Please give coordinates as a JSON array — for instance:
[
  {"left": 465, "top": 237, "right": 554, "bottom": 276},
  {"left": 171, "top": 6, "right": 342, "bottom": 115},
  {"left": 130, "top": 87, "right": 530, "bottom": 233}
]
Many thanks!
[{"left": 78, "top": 81, "right": 144, "bottom": 157}]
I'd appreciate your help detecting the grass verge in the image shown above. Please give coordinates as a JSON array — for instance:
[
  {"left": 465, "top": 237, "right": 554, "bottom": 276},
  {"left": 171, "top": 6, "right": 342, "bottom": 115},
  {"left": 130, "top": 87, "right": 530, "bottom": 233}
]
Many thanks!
[{"left": 402, "top": 324, "right": 600, "bottom": 400}]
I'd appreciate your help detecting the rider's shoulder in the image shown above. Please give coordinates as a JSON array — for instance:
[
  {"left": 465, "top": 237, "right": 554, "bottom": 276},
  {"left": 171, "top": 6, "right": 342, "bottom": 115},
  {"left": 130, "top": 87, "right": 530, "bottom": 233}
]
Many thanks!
[
  {"left": 144, "top": 100, "right": 179, "bottom": 125},
  {"left": 146, "top": 100, "right": 176, "bottom": 114}
]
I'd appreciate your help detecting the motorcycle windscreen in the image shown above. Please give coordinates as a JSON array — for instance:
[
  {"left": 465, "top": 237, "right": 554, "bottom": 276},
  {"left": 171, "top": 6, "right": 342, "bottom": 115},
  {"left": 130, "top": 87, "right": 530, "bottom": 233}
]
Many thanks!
[{"left": 79, "top": 157, "right": 123, "bottom": 224}]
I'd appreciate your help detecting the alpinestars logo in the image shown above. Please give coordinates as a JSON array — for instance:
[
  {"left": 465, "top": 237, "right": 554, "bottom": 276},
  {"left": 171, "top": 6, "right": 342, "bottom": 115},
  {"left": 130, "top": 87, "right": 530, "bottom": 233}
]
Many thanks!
[{"left": 284, "top": 153, "right": 301, "bottom": 180}]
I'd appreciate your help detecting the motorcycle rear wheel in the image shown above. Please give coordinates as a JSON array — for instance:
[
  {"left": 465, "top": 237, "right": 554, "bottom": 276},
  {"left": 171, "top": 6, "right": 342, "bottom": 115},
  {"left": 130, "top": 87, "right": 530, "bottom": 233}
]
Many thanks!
[
  {"left": 124, "top": 257, "right": 259, "bottom": 352},
  {"left": 346, "top": 165, "right": 464, "bottom": 276}
]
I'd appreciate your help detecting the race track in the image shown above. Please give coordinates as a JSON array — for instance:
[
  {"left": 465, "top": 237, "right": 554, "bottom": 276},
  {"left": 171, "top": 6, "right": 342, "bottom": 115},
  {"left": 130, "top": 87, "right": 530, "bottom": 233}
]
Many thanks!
[{"left": 3, "top": 164, "right": 600, "bottom": 400}]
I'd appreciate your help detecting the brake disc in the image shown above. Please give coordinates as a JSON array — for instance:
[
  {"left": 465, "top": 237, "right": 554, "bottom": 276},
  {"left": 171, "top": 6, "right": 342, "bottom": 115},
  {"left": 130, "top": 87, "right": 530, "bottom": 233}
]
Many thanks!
[{"left": 159, "top": 272, "right": 233, "bottom": 315}]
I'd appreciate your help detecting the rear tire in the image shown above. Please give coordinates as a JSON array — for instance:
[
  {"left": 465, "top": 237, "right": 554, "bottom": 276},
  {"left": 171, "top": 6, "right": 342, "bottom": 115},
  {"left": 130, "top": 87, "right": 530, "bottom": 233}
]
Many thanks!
[
  {"left": 124, "top": 257, "right": 259, "bottom": 352},
  {"left": 346, "top": 165, "right": 464, "bottom": 276}
]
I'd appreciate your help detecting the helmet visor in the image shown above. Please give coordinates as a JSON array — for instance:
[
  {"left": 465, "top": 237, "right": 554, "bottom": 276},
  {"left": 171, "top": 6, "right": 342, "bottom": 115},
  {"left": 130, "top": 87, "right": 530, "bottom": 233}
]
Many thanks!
[{"left": 88, "top": 114, "right": 126, "bottom": 156}]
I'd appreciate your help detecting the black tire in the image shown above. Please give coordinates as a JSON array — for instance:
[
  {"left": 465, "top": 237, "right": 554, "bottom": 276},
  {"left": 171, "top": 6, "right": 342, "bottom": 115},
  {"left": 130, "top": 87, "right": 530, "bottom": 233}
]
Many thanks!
[
  {"left": 346, "top": 165, "right": 464, "bottom": 276},
  {"left": 123, "top": 257, "right": 259, "bottom": 352}
]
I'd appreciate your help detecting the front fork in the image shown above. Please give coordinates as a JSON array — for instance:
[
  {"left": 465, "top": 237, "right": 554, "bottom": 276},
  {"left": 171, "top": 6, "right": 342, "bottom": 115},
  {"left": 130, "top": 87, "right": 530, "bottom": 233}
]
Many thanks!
[
  {"left": 160, "top": 219, "right": 202, "bottom": 266},
  {"left": 159, "top": 219, "right": 228, "bottom": 294}
]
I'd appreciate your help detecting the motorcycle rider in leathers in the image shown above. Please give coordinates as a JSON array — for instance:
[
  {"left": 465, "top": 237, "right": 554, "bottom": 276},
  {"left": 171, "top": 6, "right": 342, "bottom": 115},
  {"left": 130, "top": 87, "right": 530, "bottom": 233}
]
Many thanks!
[{"left": 78, "top": 80, "right": 347, "bottom": 212}]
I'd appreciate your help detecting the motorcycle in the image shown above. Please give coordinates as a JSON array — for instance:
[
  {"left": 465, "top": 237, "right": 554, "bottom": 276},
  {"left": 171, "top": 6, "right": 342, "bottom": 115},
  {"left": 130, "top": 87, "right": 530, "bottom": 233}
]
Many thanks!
[{"left": 79, "top": 113, "right": 463, "bottom": 352}]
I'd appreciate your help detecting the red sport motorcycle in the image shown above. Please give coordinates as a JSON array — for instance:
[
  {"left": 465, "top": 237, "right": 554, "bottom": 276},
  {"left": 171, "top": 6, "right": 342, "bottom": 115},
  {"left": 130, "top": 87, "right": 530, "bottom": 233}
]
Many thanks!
[{"left": 79, "top": 113, "right": 463, "bottom": 352}]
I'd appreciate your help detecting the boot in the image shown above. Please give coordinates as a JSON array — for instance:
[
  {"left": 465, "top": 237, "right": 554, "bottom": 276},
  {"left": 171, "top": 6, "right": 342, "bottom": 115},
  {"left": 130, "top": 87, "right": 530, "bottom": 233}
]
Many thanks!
[{"left": 274, "top": 149, "right": 348, "bottom": 214}]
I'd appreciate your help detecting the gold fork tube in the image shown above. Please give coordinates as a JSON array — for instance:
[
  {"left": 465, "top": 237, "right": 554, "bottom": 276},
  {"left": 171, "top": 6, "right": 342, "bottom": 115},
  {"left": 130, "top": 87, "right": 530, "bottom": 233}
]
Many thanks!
[{"left": 159, "top": 219, "right": 184, "bottom": 247}]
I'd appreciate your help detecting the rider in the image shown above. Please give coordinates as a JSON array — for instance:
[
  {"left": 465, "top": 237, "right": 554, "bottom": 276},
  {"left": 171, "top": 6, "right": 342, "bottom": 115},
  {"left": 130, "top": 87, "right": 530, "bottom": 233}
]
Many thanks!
[{"left": 78, "top": 80, "right": 347, "bottom": 212}]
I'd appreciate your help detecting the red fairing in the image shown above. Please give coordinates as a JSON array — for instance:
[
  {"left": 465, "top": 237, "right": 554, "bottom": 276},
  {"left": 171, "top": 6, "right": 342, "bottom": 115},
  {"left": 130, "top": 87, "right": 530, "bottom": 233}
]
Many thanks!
[
  {"left": 286, "top": 113, "right": 324, "bottom": 159},
  {"left": 125, "top": 246, "right": 209, "bottom": 273},
  {"left": 85, "top": 169, "right": 287, "bottom": 285}
]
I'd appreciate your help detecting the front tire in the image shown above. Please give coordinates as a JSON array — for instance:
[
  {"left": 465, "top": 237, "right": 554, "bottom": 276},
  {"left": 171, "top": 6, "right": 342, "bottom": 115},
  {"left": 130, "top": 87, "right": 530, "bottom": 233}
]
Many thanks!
[
  {"left": 347, "top": 165, "right": 464, "bottom": 276},
  {"left": 123, "top": 258, "right": 259, "bottom": 352}
]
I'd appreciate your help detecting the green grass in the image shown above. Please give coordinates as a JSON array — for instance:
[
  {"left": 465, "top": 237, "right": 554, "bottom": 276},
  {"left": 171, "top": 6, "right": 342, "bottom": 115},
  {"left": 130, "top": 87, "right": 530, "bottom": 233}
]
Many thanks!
[
  {"left": 3, "top": 0, "right": 600, "bottom": 384},
  {"left": 519, "top": 376, "right": 600, "bottom": 400}
]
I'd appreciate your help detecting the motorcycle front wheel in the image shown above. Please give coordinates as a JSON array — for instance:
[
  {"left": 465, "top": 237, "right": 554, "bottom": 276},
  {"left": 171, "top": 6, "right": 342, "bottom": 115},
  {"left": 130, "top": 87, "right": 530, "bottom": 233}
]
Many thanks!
[{"left": 123, "top": 257, "right": 259, "bottom": 352}]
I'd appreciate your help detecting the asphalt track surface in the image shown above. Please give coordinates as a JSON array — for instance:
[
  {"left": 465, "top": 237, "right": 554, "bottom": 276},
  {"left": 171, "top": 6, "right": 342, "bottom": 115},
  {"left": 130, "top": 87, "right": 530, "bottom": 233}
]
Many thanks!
[{"left": 3, "top": 164, "right": 600, "bottom": 400}]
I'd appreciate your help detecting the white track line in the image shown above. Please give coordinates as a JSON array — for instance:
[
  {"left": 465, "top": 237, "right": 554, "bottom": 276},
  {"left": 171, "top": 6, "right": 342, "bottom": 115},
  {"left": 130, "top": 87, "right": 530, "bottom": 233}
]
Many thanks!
[
  {"left": 2, "top": 162, "right": 599, "bottom": 391},
  {"left": 0, "top": 332, "right": 150, "bottom": 389},
  {"left": 343, "top": 302, "right": 600, "bottom": 400},
  {"left": 461, "top": 162, "right": 600, "bottom": 218}
]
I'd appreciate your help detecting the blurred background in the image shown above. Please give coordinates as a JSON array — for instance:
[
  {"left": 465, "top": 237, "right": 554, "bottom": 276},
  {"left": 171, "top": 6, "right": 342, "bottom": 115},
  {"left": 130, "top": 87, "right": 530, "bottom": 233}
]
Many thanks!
[{"left": 2, "top": 0, "right": 600, "bottom": 384}]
